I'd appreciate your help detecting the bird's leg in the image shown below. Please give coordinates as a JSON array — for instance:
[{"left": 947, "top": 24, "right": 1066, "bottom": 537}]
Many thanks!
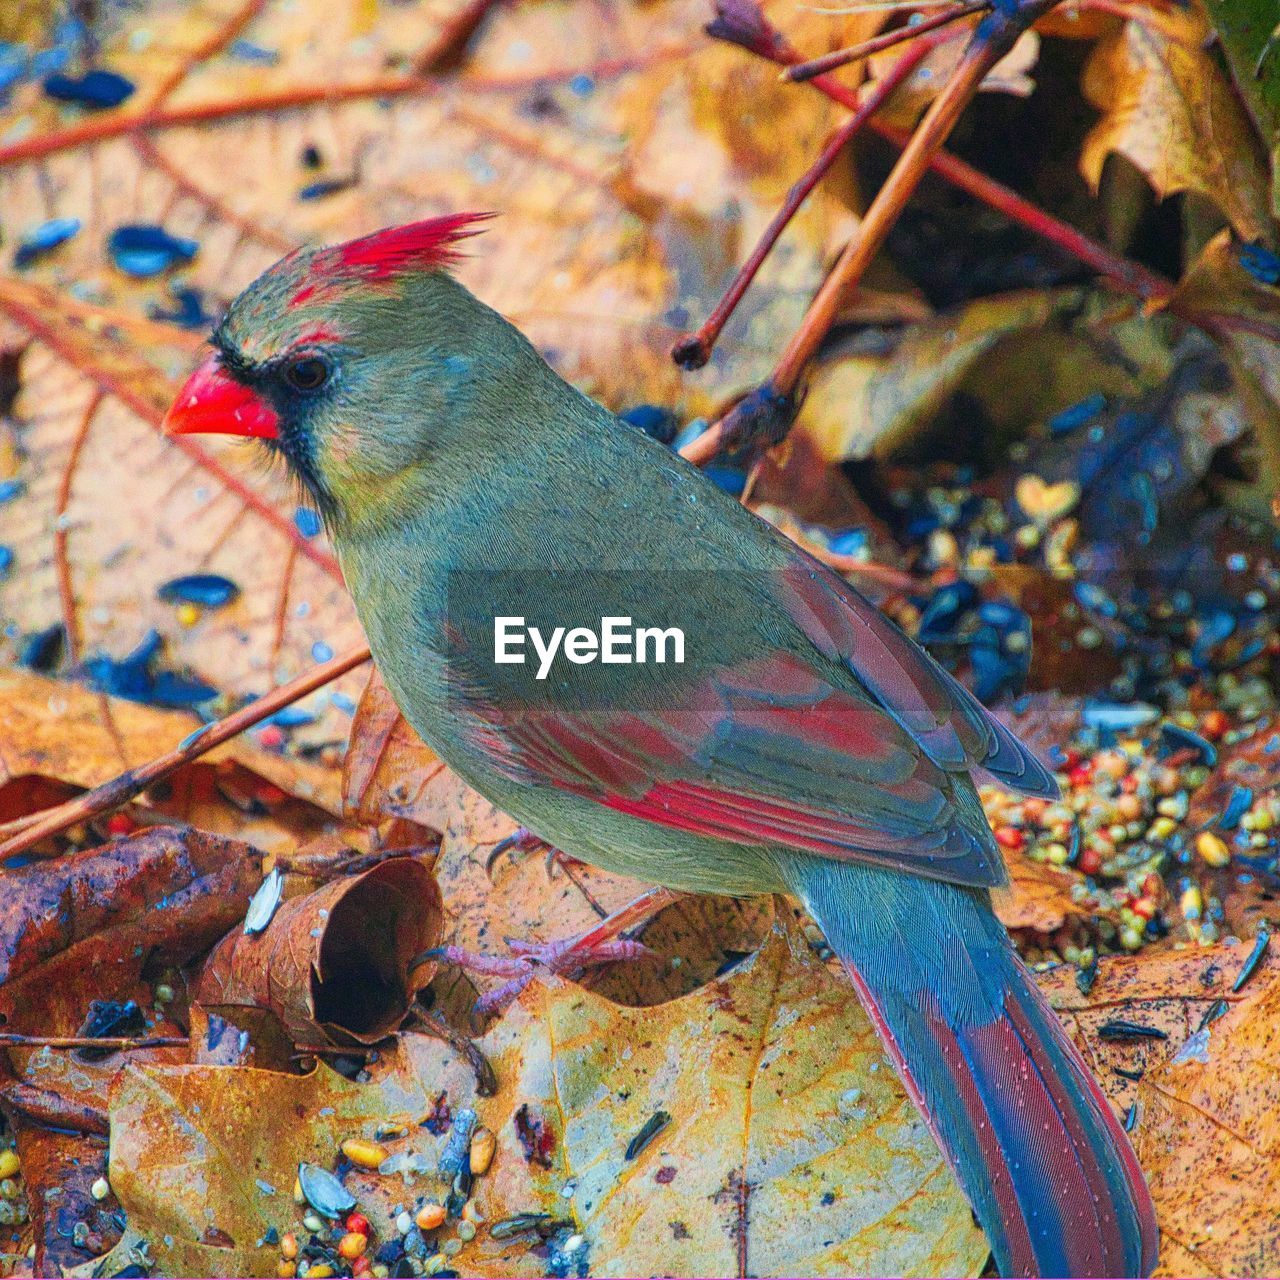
[
  {"left": 428, "top": 885, "right": 683, "bottom": 1017},
  {"left": 485, "top": 826, "right": 581, "bottom": 880}
]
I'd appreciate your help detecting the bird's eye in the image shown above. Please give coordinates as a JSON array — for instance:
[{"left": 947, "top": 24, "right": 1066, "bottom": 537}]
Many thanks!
[{"left": 284, "top": 355, "right": 330, "bottom": 392}]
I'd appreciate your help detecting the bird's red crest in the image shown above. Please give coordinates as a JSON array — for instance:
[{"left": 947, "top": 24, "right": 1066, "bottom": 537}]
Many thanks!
[{"left": 303, "top": 213, "right": 495, "bottom": 295}]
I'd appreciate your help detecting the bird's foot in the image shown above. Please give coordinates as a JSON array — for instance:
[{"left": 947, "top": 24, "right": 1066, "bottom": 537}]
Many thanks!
[
  {"left": 485, "top": 827, "right": 579, "bottom": 880},
  {"left": 428, "top": 885, "right": 683, "bottom": 1018}
]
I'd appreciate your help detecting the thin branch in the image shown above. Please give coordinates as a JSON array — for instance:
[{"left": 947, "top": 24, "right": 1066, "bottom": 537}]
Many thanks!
[
  {"left": 783, "top": 0, "right": 990, "bottom": 82},
  {"left": 0, "top": 644, "right": 372, "bottom": 862},
  {"left": 413, "top": 0, "right": 506, "bottom": 73},
  {"left": 711, "top": 4, "right": 1173, "bottom": 302},
  {"left": 692, "top": 2, "right": 1063, "bottom": 459},
  {"left": 869, "top": 120, "right": 1173, "bottom": 299},
  {"left": 0, "top": 48, "right": 693, "bottom": 169},
  {"left": 0, "top": 1035, "right": 186, "bottom": 1051},
  {"left": 672, "top": 27, "right": 944, "bottom": 370},
  {"left": 146, "top": 0, "right": 270, "bottom": 108},
  {"left": 769, "top": 3, "right": 1061, "bottom": 402}
]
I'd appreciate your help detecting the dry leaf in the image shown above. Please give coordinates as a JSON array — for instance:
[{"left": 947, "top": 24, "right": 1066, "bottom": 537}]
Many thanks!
[
  {"left": 1079, "top": 14, "right": 1273, "bottom": 242},
  {"left": 1201, "top": 0, "right": 1280, "bottom": 219},
  {"left": 101, "top": 922, "right": 986, "bottom": 1278},
  {"left": 195, "top": 856, "right": 442, "bottom": 1045},
  {"left": 0, "top": 281, "right": 365, "bottom": 746},
  {"left": 866, "top": 25, "right": 1041, "bottom": 128},
  {"left": 1039, "top": 938, "right": 1280, "bottom": 1277},
  {"left": 1168, "top": 229, "right": 1280, "bottom": 519},
  {"left": 801, "top": 289, "right": 1081, "bottom": 461},
  {"left": 0, "top": 666, "right": 343, "bottom": 855},
  {"left": 0, "top": 824, "right": 260, "bottom": 1032},
  {"left": 342, "top": 667, "right": 451, "bottom": 827},
  {"left": 994, "top": 856, "right": 1087, "bottom": 934}
]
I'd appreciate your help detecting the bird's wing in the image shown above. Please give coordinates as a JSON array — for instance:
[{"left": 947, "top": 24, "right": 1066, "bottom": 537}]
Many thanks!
[
  {"left": 453, "top": 551, "right": 1055, "bottom": 889},
  {"left": 772, "top": 557, "right": 1057, "bottom": 797}
]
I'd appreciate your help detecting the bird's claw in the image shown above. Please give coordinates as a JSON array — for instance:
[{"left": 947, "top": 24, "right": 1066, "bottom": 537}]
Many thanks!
[
  {"left": 433, "top": 935, "right": 656, "bottom": 1020},
  {"left": 485, "top": 827, "right": 578, "bottom": 881}
]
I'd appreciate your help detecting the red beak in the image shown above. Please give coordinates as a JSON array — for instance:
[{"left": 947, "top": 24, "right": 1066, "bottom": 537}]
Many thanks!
[{"left": 163, "top": 351, "right": 280, "bottom": 439}]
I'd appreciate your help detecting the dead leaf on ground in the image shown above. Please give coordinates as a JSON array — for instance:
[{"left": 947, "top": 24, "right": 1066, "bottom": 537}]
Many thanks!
[
  {"left": 195, "top": 856, "right": 441, "bottom": 1046},
  {"left": 799, "top": 287, "right": 1172, "bottom": 463},
  {"left": 100, "top": 921, "right": 987, "bottom": 1279},
  {"left": 994, "top": 855, "right": 1087, "bottom": 935},
  {"left": 0, "top": 825, "right": 260, "bottom": 1032},
  {"left": 0, "top": 280, "right": 364, "bottom": 746},
  {"left": 0, "top": 667, "right": 343, "bottom": 855},
  {"left": 1079, "top": 13, "right": 1273, "bottom": 243},
  {"left": 1040, "top": 938, "right": 1280, "bottom": 1277},
  {"left": 1168, "top": 229, "right": 1280, "bottom": 519}
]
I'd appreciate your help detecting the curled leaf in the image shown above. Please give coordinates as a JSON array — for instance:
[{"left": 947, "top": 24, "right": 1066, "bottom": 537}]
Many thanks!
[{"left": 195, "top": 857, "right": 442, "bottom": 1045}]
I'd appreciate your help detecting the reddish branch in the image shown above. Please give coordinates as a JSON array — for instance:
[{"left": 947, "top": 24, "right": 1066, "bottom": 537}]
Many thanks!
[
  {"left": 768, "top": 9, "right": 1056, "bottom": 401},
  {"left": 0, "top": 644, "right": 371, "bottom": 862},
  {"left": 414, "top": 0, "right": 507, "bottom": 73},
  {"left": 672, "top": 27, "right": 946, "bottom": 370},
  {"left": 871, "top": 121, "right": 1173, "bottom": 300},
  {"left": 682, "top": 0, "right": 1175, "bottom": 465},
  {"left": 0, "top": 48, "right": 693, "bottom": 169},
  {"left": 147, "top": 0, "right": 270, "bottom": 108},
  {"left": 783, "top": 0, "right": 991, "bottom": 83}
]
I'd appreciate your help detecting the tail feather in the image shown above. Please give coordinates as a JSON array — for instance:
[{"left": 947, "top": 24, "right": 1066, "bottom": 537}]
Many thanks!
[{"left": 783, "top": 853, "right": 1157, "bottom": 1278}]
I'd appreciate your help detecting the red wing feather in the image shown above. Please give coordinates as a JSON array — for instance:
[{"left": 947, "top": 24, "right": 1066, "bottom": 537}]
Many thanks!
[
  {"left": 455, "top": 547, "right": 1054, "bottom": 888},
  {"left": 465, "top": 649, "right": 1006, "bottom": 887}
]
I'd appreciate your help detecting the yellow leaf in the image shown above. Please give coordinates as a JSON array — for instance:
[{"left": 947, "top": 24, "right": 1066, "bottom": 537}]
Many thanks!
[
  {"left": 97, "top": 923, "right": 986, "bottom": 1278},
  {"left": 1079, "top": 15, "right": 1273, "bottom": 242},
  {"left": 1039, "top": 939, "right": 1280, "bottom": 1278}
]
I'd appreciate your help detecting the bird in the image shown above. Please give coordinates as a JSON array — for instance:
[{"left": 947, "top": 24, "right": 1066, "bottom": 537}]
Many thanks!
[{"left": 165, "top": 214, "right": 1158, "bottom": 1278}]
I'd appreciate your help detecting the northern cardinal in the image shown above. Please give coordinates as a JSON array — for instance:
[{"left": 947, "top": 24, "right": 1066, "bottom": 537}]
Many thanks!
[{"left": 166, "top": 216, "right": 1157, "bottom": 1277}]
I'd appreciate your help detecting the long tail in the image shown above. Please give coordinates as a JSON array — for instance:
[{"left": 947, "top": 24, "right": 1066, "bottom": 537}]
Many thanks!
[{"left": 781, "top": 853, "right": 1158, "bottom": 1278}]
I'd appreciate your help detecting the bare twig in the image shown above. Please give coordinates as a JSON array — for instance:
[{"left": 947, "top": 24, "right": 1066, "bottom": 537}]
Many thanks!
[
  {"left": 783, "top": 0, "right": 990, "bottom": 82},
  {"left": 685, "top": 0, "right": 1167, "bottom": 464},
  {"left": 0, "top": 1034, "right": 187, "bottom": 1051},
  {"left": 672, "top": 27, "right": 945, "bottom": 370},
  {"left": 0, "top": 645, "right": 372, "bottom": 862},
  {"left": 707, "top": 1, "right": 1172, "bottom": 302},
  {"left": 768, "top": 2, "right": 1062, "bottom": 403}
]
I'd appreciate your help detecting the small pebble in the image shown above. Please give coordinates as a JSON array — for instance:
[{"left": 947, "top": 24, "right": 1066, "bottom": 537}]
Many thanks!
[
  {"left": 90, "top": 1177, "right": 110, "bottom": 1201},
  {"left": 338, "top": 1232, "right": 368, "bottom": 1260},
  {"left": 0, "top": 1151, "right": 19, "bottom": 1180},
  {"left": 469, "top": 1126, "right": 495, "bottom": 1175}
]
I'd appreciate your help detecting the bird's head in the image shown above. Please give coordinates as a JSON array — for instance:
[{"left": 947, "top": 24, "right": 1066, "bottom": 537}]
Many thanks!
[{"left": 165, "top": 213, "right": 516, "bottom": 528}]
